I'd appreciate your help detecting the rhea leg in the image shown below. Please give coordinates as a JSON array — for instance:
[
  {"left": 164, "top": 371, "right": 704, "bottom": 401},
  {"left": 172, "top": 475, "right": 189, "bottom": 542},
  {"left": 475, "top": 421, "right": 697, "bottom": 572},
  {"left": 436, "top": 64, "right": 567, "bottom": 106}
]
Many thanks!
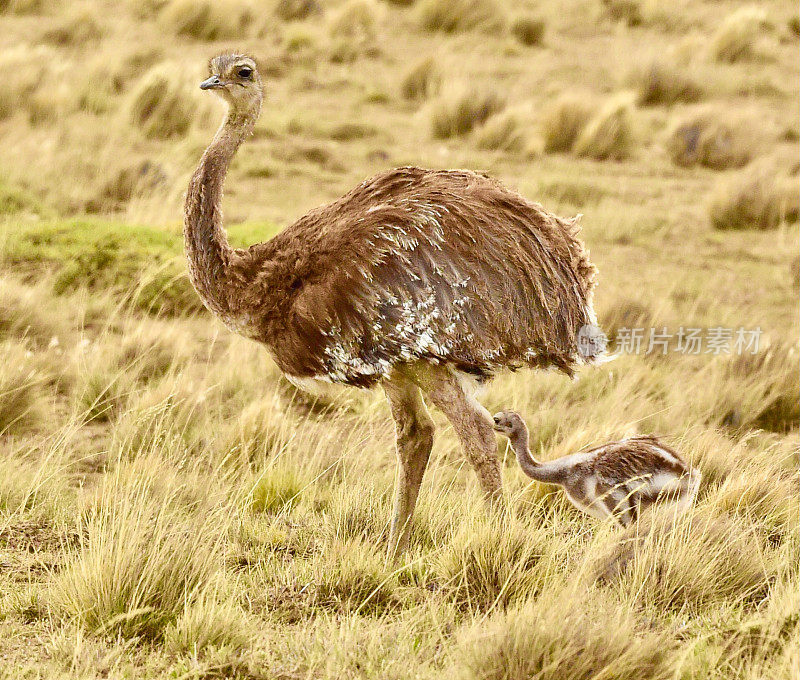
[
  {"left": 383, "top": 374, "right": 435, "bottom": 559},
  {"left": 413, "top": 365, "right": 502, "bottom": 504}
]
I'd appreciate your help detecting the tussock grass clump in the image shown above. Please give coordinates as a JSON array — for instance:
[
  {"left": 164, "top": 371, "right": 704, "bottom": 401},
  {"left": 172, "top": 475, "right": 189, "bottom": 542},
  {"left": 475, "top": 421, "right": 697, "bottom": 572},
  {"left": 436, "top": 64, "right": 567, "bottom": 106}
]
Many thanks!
[
  {"left": 52, "top": 465, "right": 229, "bottom": 639},
  {"left": 305, "top": 540, "right": 402, "bottom": 615},
  {"left": 249, "top": 462, "right": 313, "bottom": 514},
  {"left": 159, "top": 0, "right": 255, "bottom": 40},
  {"left": 709, "top": 167, "right": 798, "bottom": 231},
  {"left": 164, "top": 595, "right": 253, "bottom": 656},
  {"left": 400, "top": 56, "right": 440, "bottom": 101},
  {"left": 719, "top": 343, "right": 800, "bottom": 433},
  {"left": 629, "top": 60, "right": 703, "bottom": 106},
  {"left": 324, "top": 485, "right": 392, "bottom": 544},
  {"left": 0, "top": 342, "right": 45, "bottom": 435},
  {"left": 574, "top": 96, "right": 635, "bottom": 160},
  {"left": 475, "top": 112, "right": 526, "bottom": 152},
  {"left": 666, "top": 111, "right": 751, "bottom": 170},
  {"left": 328, "top": 0, "right": 379, "bottom": 62},
  {"left": 274, "top": 0, "right": 320, "bottom": 21},
  {"left": 0, "top": 180, "right": 47, "bottom": 216},
  {"left": 510, "top": 14, "right": 545, "bottom": 46},
  {"left": 329, "top": 0, "right": 377, "bottom": 39},
  {"left": 433, "top": 515, "right": 550, "bottom": 612},
  {"left": 0, "top": 0, "right": 54, "bottom": 13},
  {"left": 417, "top": 0, "right": 505, "bottom": 34},
  {"left": 128, "top": 65, "right": 195, "bottom": 140},
  {"left": 42, "top": 8, "right": 103, "bottom": 46},
  {"left": 711, "top": 6, "right": 770, "bottom": 63},
  {"left": 99, "top": 160, "right": 168, "bottom": 210},
  {"left": 0, "top": 277, "right": 69, "bottom": 347},
  {"left": 458, "top": 588, "right": 674, "bottom": 680},
  {"left": 539, "top": 93, "right": 593, "bottom": 153},
  {"left": 595, "top": 509, "right": 770, "bottom": 612},
  {"left": 0, "top": 51, "right": 46, "bottom": 121},
  {"left": 430, "top": 87, "right": 505, "bottom": 139},
  {"left": 712, "top": 470, "right": 798, "bottom": 542},
  {"left": 602, "top": 0, "right": 643, "bottom": 27}
]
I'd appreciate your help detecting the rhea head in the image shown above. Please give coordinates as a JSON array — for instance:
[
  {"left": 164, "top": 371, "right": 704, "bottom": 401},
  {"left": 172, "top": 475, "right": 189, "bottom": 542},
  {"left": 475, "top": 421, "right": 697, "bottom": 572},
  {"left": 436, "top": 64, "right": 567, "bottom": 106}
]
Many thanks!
[
  {"left": 200, "top": 53, "right": 263, "bottom": 115},
  {"left": 492, "top": 410, "right": 527, "bottom": 440}
]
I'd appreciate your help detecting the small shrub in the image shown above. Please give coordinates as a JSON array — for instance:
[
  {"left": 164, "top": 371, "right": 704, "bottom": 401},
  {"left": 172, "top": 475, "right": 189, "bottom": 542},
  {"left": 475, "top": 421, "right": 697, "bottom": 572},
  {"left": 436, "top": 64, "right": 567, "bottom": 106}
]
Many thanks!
[
  {"left": 789, "top": 14, "right": 800, "bottom": 37},
  {"left": 709, "top": 167, "right": 797, "bottom": 231},
  {"left": 475, "top": 112, "right": 526, "bottom": 152},
  {"left": 574, "top": 96, "right": 635, "bottom": 161},
  {"left": 510, "top": 15, "right": 545, "bottom": 46},
  {"left": 666, "top": 111, "right": 751, "bottom": 170},
  {"left": 274, "top": 0, "right": 320, "bottom": 21},
  {"left": 602, "top": 0, "right": 642, "bottom": 27},
  {"left": 539, "top": 93, "right": 593, "bottom": 153},
  {"left": 630, "top": 60, "right": 703, "bottom": 106},
  {"left": 417, "top": 0, "right": 505, "bottom": 34},
  {"left": 711, "top": 6, "right": 770, "bottom": 63},
  {"left": 400, "top": 56, "right": 439, "bottom": 101},
  {"left": 430, "top": 88, "right": 504, "bottom": 139},
  {"left": 128, "top": 65, "right": 195, "bottom": 139}
]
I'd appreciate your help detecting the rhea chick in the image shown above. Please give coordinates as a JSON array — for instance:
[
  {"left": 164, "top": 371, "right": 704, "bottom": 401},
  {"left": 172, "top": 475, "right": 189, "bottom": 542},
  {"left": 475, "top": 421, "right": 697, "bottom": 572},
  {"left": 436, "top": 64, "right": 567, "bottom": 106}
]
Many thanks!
[{"left": 493, "top": 411, "right": 701, "bottom": 526}]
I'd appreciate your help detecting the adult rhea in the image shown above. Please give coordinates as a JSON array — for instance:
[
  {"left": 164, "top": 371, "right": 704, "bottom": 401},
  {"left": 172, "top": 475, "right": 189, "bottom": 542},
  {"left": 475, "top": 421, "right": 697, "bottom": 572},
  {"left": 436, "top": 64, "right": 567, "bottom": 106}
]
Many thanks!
[{"left": 185, "top": 53, "right": 604, "bottom": 556}]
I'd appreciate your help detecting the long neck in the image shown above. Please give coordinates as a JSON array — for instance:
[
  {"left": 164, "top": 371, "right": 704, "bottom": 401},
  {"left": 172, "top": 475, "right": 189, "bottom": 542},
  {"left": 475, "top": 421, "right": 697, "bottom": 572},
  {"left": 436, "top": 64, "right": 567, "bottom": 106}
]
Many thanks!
[
  {"left": 184, "top": 105, "right": 258, "bottom": 316},
  {"left": 510, "top": 429, "right": 564, "bottom": 484}
]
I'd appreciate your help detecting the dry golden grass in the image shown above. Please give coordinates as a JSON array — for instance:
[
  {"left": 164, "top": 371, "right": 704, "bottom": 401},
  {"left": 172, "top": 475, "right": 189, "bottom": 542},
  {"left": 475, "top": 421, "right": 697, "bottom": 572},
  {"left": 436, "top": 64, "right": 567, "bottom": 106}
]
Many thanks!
[
  {"left": 666, "top": 110, "right": 752, "bottom": 169},
  {"left": 709, "top": 165, "right": 797, "bottom": 230},
  {"left": 711, "top": 6, "right": 770, "bottom": 63},
  {"left": 629, "top": 59, "right": 704, "bottom": 106},
  {"left": 574, "top": 95, "right": 636, "bottom": 160},
  {"left": 538, "top": 93, "right": 594, "bottom": 153},
  {"left": 417, "top": 0, "right": 505, "bottom": 34},
  {"left": 430, "top": 87, "right": 505, "bottom": 139},
  {"left": 0, "top": 0, "right": 797, "bottom": 677},
  {"left": 510, "top": 14, "right": 545, "bottom": 47}
]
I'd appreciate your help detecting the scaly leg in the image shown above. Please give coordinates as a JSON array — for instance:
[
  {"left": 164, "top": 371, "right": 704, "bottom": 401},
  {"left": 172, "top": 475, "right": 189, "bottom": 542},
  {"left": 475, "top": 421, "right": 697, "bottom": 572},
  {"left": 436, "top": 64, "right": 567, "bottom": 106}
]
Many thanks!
[
  {"left": 383, "top": 373, "right": 435, "bottom": 560},
  {"left": 411, "top": 364, "right": 502, "bottom": 504}
]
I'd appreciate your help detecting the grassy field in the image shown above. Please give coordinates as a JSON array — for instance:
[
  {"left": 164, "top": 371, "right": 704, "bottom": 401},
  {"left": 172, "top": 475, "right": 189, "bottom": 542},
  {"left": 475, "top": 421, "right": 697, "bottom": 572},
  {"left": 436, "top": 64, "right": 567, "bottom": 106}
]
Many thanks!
[{"left": 0, "top": 0, "right": 798, "bottom": 677}]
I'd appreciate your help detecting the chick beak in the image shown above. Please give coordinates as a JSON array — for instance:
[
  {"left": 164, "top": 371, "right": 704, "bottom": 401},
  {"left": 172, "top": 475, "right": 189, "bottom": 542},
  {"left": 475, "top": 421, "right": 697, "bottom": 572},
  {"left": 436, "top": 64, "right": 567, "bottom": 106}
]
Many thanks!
[{"left": 200, "top": 75, "right": 222, "bottom": 90}]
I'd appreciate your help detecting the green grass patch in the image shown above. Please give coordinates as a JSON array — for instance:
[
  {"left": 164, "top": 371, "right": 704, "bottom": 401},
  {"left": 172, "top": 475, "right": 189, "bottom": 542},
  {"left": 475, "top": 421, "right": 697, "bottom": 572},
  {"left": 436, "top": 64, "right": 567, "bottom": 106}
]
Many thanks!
[{"left": 0, "top": 218, "right": 282, "bottom": 316}]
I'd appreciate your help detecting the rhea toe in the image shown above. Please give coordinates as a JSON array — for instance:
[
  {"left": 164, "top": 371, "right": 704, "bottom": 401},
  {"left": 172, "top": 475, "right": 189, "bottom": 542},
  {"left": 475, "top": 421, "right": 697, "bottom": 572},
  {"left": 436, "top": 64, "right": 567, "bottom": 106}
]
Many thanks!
[{"left": 493, "top": 411, "right": 700, "bottom": 526}]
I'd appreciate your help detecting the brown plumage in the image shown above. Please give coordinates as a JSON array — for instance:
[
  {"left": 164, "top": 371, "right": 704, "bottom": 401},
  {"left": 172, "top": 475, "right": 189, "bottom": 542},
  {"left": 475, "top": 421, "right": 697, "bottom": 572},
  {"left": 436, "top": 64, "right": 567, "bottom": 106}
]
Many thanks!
[
  {"left": 184, "top": 53, "right": 605, "bottom": 556},
  {"left": 493, "top": 411, "right": 701, "bottom": 526}
]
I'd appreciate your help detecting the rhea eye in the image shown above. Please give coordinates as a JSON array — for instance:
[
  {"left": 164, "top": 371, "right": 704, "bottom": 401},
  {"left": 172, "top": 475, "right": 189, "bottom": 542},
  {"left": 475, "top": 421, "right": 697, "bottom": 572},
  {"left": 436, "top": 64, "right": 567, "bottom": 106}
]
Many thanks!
[{"left": 237, "top": 67, "right": 252, "bottom": 79}]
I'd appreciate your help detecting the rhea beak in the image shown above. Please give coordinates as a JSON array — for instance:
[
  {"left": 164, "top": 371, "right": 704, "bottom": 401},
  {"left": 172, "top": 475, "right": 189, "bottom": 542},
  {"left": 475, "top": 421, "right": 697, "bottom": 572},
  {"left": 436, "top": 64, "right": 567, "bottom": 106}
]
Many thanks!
[{"left": 200, "top": 75, "right": 223, "bottom": 90}]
